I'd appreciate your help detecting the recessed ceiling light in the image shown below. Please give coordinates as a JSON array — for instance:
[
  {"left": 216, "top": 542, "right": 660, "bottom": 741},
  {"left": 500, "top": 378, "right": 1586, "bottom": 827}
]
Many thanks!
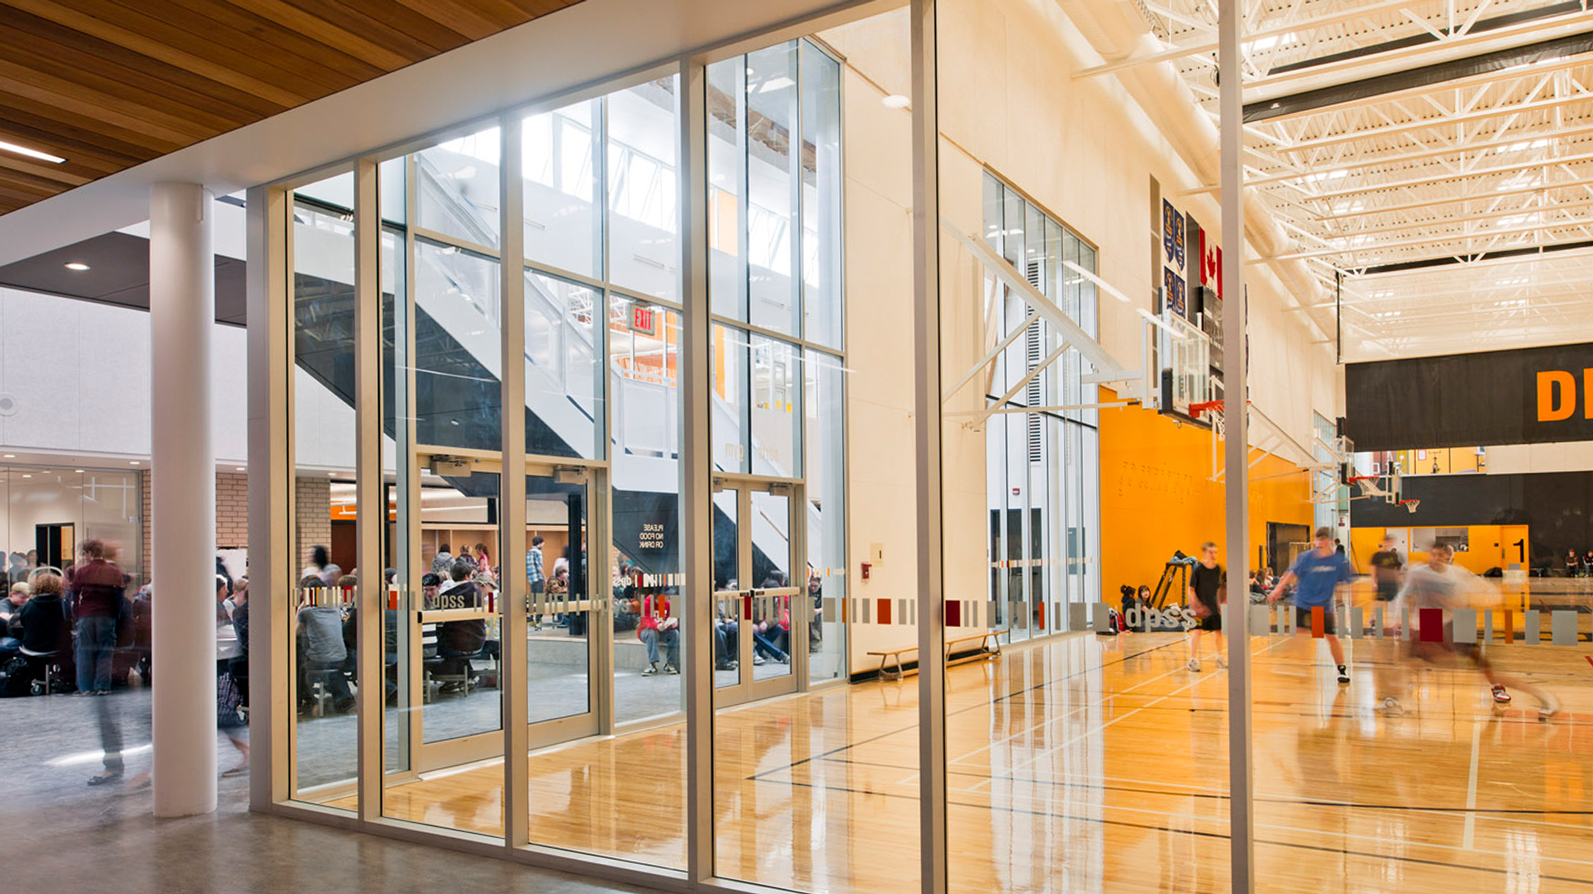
[
  {"left": 129, "top": 461, "right": 140, "bottom": 465},
  {"left": 21, "top": 474, "right": 31, "bottom": 479},
  {"left": 882, "top": 94, "right": 910, "bottom": 109},
  {"left": 64, "top": 261, "right": 90, "bottom": 271},
  {"left": 74, "top": 469, "right": 85, "bottom": 473},
  {"left": 0, "top": 139, "right": 65, "bottom": 164},
  {"left": 1, "top": 454, "right": 13, "bottom": 459},
  {"left": 235, "top": 466, "right": 245, "bottom": 471}
]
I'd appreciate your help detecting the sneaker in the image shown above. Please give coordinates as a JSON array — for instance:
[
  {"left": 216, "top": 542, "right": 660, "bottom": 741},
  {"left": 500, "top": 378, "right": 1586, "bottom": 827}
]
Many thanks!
[
  {"left": 1336, "top": 665, "right": 1350, "bottom": 685},
  {"left": 665, "top": 664, "right": 679, "bottom": 675},
  {"left": 641, "top": 662, "right": 659, "bottom": 676},
  {"left": 1539, "top": 692, "right": 1562, "bottom": 720},
  {"left": 753, "top": 655, "right": 767, "bottom": 666},
  {"left": 1187, "top": 658, "right": 1201, "bottom": 672},
  {"left": 1378, "top": 696, "right": 1404, "bottom": 716},
  {"left": 1215, "top": 655, "right": 1228, "bottom": 669},
  {"left": 1491, "top": 685, "right": 1512, "bottom": 705}
]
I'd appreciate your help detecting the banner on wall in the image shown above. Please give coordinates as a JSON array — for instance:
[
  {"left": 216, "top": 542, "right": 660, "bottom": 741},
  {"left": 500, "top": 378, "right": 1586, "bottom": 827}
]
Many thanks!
[
  {"left": 1345, "top": 342, "right": 1593, "bottom": 450},
  {"left": 1163, "top": 269, "right": 1186, "bottom": 318},
  {"left": 1162, "top": 199, "right": 1184, "bottom": 272},
  {"left": 1198, "top": 228, "right": 1222, "bottom": 300}
]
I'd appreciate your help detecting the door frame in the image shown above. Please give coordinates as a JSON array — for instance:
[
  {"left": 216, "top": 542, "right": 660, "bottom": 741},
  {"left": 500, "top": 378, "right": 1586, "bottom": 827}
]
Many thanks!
[
  {"left": 393, "top": 448, "right": 607, "bottom": 776},
  {"left": 712, "top": 472, "right": 807, "bottom": 708}
]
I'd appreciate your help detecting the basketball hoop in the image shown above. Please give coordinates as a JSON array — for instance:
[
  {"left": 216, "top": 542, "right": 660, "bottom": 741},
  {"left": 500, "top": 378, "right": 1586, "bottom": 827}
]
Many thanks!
[
  {"left": 1400, "top": 499, "right": 1420, "bottom": 514},
  {"left": 1189, "top": 399, "right": 1224, "bottom": 419}
]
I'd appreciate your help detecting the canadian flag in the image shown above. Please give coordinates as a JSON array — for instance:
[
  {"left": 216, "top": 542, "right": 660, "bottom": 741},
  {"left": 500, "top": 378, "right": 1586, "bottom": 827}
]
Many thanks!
[{"left": 1199, "top": 230, "right": 1222, "bottom": 301}]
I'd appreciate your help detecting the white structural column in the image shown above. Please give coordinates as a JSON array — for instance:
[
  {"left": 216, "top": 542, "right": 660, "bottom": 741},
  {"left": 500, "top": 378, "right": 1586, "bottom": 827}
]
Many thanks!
[
  {"left": 1219, "top": 2, "right": 1255, "bottom": 892},
  {"left": 149, "top": 182, "right": 219, "bottom": 817},
  {"left": 911, "top": 1, "right": 948, "bottom": 893}
]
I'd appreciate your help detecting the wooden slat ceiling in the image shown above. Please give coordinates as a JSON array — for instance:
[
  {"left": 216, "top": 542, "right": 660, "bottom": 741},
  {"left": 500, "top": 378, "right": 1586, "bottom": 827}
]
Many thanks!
[{"left": 0, "top": 0, "right": 584, "bottom": 217}]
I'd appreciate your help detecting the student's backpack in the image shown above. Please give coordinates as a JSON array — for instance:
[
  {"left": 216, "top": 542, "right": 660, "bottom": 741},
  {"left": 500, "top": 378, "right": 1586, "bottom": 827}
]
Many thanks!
[{"left": 0, "top": 657, "right": 31, "bottom": 698}]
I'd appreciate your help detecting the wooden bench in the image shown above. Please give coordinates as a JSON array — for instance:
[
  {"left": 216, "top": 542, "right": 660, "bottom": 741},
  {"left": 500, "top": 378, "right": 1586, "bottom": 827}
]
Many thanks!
[{"left": 867, "top": 630, "right": 1004, "bottom": 681}]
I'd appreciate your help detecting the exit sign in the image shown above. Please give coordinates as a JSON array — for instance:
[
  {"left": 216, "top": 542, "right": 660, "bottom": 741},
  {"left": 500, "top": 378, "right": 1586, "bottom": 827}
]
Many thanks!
[{"left": 630, "top": 304, "right": 657, "bottom": 336}]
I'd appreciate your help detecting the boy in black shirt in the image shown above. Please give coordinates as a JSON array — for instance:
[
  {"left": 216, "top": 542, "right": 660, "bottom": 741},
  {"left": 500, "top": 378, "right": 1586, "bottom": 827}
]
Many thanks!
[
  {"left": 1187, "top": 541, "right": 1226, "bottom": 672},
  {"left": 1369, "top": 537, "right": 1403, "bottom": 601}
]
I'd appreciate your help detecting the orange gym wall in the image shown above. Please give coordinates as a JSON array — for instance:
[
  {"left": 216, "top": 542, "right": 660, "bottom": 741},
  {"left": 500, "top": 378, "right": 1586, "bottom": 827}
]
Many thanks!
[
  {"left": 1349, "top": 524, "right": 1530, "bottom": 577},
  {"left": 1098, "top": 389, "right": 1315, "bottom": 595}
]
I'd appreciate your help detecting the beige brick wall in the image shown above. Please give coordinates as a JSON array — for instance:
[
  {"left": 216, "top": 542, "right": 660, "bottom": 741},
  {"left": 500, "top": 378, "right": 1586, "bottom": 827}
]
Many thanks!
[
  {"left": 138, "top": 470, "right": 255, "bottom": 583},
  {"left": 294, "top": 475, "right": 332, "bottom": 576}
]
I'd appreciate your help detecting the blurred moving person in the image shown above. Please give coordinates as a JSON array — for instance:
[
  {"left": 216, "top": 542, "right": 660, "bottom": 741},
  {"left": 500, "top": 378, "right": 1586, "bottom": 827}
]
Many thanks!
[
  {"left": 1268, "top": 527, "right": 1355, "bottom": 685},
  {"left": 69, "top": 539, "right": 124, "bottom": 695},
  {"left": 1380, "top": 543, "right": 1559, "bottom": 719}
]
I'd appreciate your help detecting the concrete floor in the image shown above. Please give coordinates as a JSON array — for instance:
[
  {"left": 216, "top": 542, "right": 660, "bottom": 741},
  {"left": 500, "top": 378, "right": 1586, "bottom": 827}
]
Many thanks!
[{"left": 0, "top": 686, "right": 642, "bottom": 894}]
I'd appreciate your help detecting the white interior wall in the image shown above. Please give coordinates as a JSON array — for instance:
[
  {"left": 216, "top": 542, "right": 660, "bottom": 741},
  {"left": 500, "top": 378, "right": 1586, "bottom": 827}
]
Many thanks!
[{"left": 0, "top": 285, "right": 381, "bottom": 469}]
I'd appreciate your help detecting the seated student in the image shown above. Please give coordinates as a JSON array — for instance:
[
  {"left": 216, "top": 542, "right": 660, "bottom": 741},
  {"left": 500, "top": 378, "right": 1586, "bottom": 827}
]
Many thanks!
[
  {"left": 637, "top": 590, "right": 679, "bottom": 676},
  {"left": 750, "top": 581, "right": 790, "bottom": 665},
  {"left": 806, "top": 572, "right": 824, "bottom": 652},
  {"left": 15, "top": 572, "right": 71, "bottom": 685},
  {"left": 0, "top": 581, "right": 30, "bottom": 660},
  {"left": 435, "top": 559, "right": 487, "bottom": 691},
  {"left": 295, "top": 575, "right": 353, "bottom": 714}
]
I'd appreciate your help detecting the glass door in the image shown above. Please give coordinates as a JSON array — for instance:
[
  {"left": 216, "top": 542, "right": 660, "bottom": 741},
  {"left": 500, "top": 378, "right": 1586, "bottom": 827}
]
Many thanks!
[
  {"left": 525, "top": 462, "right": 602, "bottom": 746},
  {"left": 713, "top": 476, "right": 804, "bottom": 706},
  {"left": 386, "top": 454, "right": 601, "bottom": 780}
]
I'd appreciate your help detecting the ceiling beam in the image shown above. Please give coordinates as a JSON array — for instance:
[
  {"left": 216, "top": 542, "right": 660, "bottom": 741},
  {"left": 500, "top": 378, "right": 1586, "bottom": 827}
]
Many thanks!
[
  {"left": 1305, "top": 148, "right": 1593, "bottom": 200},
  {"left": 1244, "top": 28, "right": 1593, "bottom": 123},
  {"left": 1072, "top": 0, "right": 1421, "bottom": 80},
  {"left": 1269, "top": 220, "right": 1593, "bottom": 261},
  {"left": 1243, "top": 121, "right": 1593, "bottom": 187},
  {"left": 1267, "top": 89, "right": 1593, "bottom": 155}
]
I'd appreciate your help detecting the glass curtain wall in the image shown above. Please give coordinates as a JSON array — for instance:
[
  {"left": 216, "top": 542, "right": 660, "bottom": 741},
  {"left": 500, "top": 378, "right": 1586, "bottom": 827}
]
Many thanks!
[
  {"left": 1, "top": 467, "right": 141, "bottom": 582},
  {"left": 705, "top": 30, "right": 863, "bottom": 892},
  {"left": 981, "top": 174, "right": 1101, "bottom": 641},
  {"left": 270, "top": 18, "right": 854, "bottom": 894},
  {"left": 287, "top": 173, "right": 362, "bottom": 807}
]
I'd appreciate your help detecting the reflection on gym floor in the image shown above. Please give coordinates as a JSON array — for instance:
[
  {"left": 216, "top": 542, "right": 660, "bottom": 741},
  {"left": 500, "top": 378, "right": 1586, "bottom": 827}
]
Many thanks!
[{"left": 333, "top": 618, "right": 1592, "bottom": 893}]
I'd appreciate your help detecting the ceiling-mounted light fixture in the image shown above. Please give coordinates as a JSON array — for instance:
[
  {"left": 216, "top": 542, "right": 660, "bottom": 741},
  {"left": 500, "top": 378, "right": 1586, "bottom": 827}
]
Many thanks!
[
  {"left": 0, "top": 138, "right": 65, "bottom": 164},
  {"left": 64, "top": 262, "right": 90, "bottom": 271}
]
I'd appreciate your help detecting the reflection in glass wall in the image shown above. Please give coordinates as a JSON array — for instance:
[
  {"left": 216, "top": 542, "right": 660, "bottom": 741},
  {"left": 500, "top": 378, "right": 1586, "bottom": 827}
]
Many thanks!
[
  {"left": 608, "top": 79, "right": 679, "bottom": 303},
  {"left": 289, "top": 174, "right": 360, "bottom": 807},
  {"left": 708, "top": 31, "right": 863, "bottom": 894},
  {"left": 523, "top": 99, "right": 601, "bottom": 279},
  {"left": 276, "top": 30, "right": 846, "bottom": 886},
  {"left": 372, "top": 128, "right": 508, "bottom": 837},
  {"left": 804, "top": 351, "right": 845, "bottom": 684},
  {"left": 981, "top": 174, "right": 1100, "bottom": 638},
  {"left": 1, "top": 468, "right": 141, "bottom": 582}
]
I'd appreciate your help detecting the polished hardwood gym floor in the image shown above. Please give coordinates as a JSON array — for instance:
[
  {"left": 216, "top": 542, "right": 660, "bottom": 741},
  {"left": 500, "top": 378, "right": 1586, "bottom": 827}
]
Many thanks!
[{"left": 334, "top": 629, "right": 1593, "bottom": 892}]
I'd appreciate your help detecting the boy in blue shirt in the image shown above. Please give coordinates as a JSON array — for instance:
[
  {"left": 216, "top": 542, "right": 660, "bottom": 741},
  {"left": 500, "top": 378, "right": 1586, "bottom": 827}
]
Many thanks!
[{"left": 1267, "top": 526, "right": 1355, "bottom": 684}]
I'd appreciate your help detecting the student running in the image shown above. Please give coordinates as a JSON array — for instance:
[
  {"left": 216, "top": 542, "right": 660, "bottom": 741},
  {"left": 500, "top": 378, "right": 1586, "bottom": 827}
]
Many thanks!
[
  {"left": 1267, "top": 527, "right": 1354, "bottom": 684},
  {"left": 1381, "top": 543, "right": 1560, "bottom": 719}
]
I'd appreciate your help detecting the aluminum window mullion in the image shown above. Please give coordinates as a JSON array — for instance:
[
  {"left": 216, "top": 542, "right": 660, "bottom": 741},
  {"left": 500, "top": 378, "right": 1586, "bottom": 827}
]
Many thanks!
[
  {"left": 410, "top": 225, "right": 501, "bottom": 261},
  {"left": 246, "top": 183, "right": 290, "bottom": 810},
  {"left": 910, "top": 2, "right": 948, "bottom": 893},
  {"left": 352, "top": 157, "right": 385, "bottom": 822},
  {"left": 677, "top": 54, "right": 716, "bottom": 886},
  {"left": 1220, "top": 2, "right": 1257, "bottom": 891},
  {"left": 790, "top": 38, "right": 805, "bottom": 343},
  {"left": 500, "top": 113, "right": 532, "bottom": 851}
]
